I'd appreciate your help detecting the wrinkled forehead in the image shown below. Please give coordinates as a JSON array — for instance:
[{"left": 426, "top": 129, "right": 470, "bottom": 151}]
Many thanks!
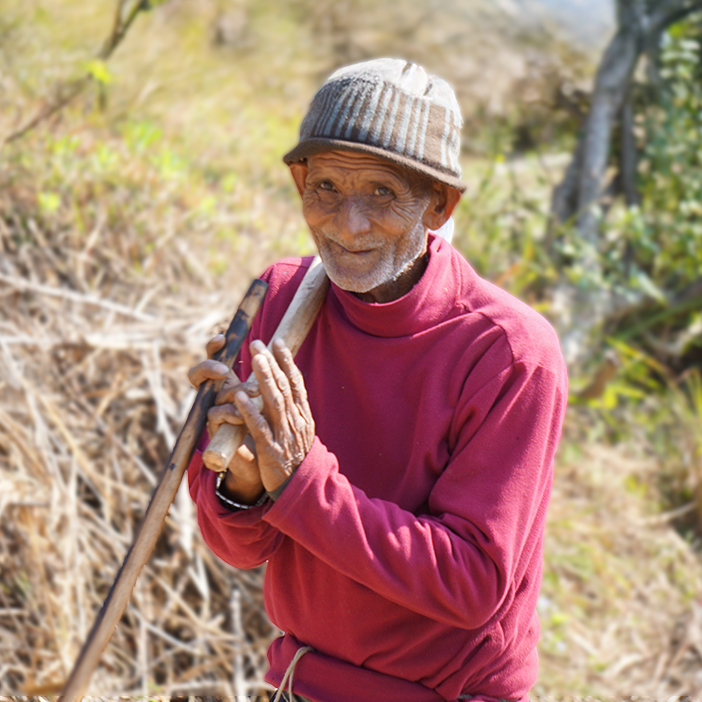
[{"left": 305, "top": 150, "right": 434, "bottom": 191}]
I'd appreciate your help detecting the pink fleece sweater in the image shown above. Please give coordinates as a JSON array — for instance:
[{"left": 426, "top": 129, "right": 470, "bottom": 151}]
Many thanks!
[{"left": 188, "top": 235, "right": 568, "bottom": 702}]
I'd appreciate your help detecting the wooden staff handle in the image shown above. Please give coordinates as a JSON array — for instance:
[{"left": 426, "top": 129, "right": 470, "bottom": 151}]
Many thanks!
[
  {"left": 59, "top": 278, "right": 268, "bottom": 702},
  {"left": 203, "top": 257, "right": 329, "bottom": 472}
]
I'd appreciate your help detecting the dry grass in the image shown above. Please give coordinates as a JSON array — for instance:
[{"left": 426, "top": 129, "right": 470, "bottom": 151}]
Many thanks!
[
  {"left": 0, "top": 128, "right": 289, "bottom": 697},
  {"left": 536, "top": 428, "right": 702, "bottom": 697},
  {"left": 3, "top": 132, "right": 702, "bottom": 697},
  {"left": 1, "top": 1, "right": 701, "bottom": 699}
]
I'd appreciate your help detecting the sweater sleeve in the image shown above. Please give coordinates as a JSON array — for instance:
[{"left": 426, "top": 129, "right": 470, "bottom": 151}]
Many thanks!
[
  {"left": 261, "top": 358, "right": 567, "bottom": 630},
  {"left": 186, "top": 261, "right": 307, "bottom": 570},
  {"left": 187, "top": 328, "right": 288, "bottom": 569},
  {"left": 188, "top": 441, "right": 286, "bottom": 568}
]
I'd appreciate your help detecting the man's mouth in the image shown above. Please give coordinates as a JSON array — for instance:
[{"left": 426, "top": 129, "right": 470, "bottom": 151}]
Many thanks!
[
  {"left": 343, "top": 248, "right": 372, "bottom": 255},
  {"left": 327, "top": 240, "right": 373, "bottom": 256}
]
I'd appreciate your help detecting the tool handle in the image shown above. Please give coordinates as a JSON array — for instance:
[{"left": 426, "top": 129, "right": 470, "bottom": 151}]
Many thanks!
[
  {"left": 203, "top": 257, "right": 329, "bottom": 472},
  {"left": 59, "top": 278, "right": 268, "bottom": 702}
]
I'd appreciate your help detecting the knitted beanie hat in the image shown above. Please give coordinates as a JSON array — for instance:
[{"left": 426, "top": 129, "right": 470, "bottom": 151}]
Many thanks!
[{"left": 283, "top": 58, "right": 466, "bottom": 192}]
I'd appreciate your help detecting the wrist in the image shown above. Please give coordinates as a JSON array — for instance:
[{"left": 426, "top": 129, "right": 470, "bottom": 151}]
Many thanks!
[{"left": 217, "top": 471, "right": 265, "bottom": 507}]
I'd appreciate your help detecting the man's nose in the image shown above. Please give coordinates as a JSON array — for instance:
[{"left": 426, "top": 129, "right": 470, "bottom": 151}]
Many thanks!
[{"left": 336, "top": 197, "right": 371, "bottom": 238}]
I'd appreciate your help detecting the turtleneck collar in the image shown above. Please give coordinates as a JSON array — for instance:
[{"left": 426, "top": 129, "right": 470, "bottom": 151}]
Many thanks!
[{"left": 327, "top": 234, "right": 459, "bottom": 338}]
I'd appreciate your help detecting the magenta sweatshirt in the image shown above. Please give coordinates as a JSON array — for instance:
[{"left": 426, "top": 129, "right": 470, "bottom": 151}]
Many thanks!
[{"left": 188, "top": 235, "right": 568, "bottom": 702}]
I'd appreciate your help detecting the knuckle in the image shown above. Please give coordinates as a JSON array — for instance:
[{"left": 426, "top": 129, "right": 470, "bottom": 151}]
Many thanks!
[
  {"left": 271, "top": 363, "right": 287, "bottom": 383},
  {"left": 223, "top": 376, "right": 240, "bottom": 390},
  {"left": 272, "top": 395, "right": 286, "bottom": 415},
  {"left": 291, "top": 384, "right": 305, "bottom": 401},
  {"left": 289, "top": 373, "right": 306, "bottom": 394},
  {"left": 244, "top": 378, "right": 260, "bottom": 396},
  {"left": 218, "top": 387, "right": 238, "bottom": 405},
  {"left": 209, "top": 406, "right": 229, "bottom": 425}
]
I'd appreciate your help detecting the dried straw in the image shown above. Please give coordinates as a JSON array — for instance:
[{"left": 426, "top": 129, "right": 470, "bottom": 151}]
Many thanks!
[
  {"left": 2, "top": 125, "right": 702, "bottom": 699},
  {"left": 536, "top": 435, "right": 702, "bottom": 698},
  {"left": 0, "top": 150, "right": 277, "bottom": 697}
]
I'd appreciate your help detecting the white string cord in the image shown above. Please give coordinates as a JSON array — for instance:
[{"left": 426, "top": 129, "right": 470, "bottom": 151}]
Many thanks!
[{"left": 271, "top": 645, "right": 313, "bottom": 702}]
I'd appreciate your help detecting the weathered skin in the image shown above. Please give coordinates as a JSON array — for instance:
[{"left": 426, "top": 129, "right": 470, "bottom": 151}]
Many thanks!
[
  {"left": 188, "top": 150, "right": 461, "bottom": 503},
  {"left": 290, "top": 151, "right": 459, "bottom": 302}
]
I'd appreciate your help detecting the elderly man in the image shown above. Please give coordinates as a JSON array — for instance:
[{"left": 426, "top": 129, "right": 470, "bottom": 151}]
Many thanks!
[{"left": 187, "top": 59, "right": 567, "bottom": 702}]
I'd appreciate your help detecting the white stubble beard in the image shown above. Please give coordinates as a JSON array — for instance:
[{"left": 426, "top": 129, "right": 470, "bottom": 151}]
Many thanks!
[{"left": 312, "top": 217, "right": 428, "bottom": 295}]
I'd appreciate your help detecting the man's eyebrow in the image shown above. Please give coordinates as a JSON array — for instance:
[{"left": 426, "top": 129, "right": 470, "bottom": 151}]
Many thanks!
[
  {"left": 306, "top": 166, "right": 410, "bottom": 189},
  {"left": 375, "top": 175, "right": 412, "bottom": 190},
  {"left": 306, "top": 169, "right": 333, "bottom": 180},
  {"left": 369, "top": 180, "right": 399, "bottom": 190}
]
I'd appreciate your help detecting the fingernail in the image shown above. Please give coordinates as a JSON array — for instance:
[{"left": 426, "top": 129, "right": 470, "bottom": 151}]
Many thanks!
[{"left": 215, "top": 363, "right": 229, "bottom": 374}]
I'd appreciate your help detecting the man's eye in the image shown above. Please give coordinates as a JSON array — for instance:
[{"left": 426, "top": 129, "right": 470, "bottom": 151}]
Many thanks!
[{"left": 374, "top": 186, "right": 393, "bottom": 196}]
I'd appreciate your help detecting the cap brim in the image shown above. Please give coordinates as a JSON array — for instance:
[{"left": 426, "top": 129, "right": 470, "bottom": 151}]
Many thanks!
[{"left": 283, "top": 138, "right": 467, "bottom": 193}]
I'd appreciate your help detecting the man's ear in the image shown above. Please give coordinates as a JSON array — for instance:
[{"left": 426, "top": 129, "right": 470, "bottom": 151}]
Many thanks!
[
  {"left": 289, "top": 161, "right": 309, "bottom": 198},
  {"left": 422, "top": 183, "right": 462, "bottom": 231}
]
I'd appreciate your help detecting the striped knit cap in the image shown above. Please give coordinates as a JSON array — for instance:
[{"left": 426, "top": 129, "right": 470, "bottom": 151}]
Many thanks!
[{"left": 283, "top": 58, "right": 466, "bottom": 192}]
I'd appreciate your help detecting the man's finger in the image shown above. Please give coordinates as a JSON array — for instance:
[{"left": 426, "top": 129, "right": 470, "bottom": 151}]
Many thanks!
[
  {"left": 207, "top": 403, "right": 245, "bottom": 432},
  {"left": 216, "top": 374, "right": 261, "bottom": 405},
  {"left": 272, "top": 338, "right": 310, "bottom": 413},
  {"left": 251, "top": 340, "right": 298, "bottom": 417},
  {"left": 241, "top": 432, "right": 257, "bottom": 457},
  {"left": 216, "top": 375, "right": 244, "bottom": 405},
  {"left": 251, "top": 353, "right": 290, "bottom": 429},
  {"left": 233, "top": 390, "right": 275, "bottom": 446},
  {"left": 250, "top": 340, "right": 292, "bottom": 393},
  {"left": 188, "top": 359, "right": 231, "bottom": 390},
  {"left": 205, "top": 333, "right": 226, "bottom": 359},
  {"left": 243, "top": 376, "right": 261, "bottom": 397}
]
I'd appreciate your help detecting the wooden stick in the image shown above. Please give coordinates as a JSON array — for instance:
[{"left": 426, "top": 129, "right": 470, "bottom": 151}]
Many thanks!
[
  {"left": 58, "top": 278, "right": 268, "bottom": 702},
  {"left": 203, "top": 257, "right": 329, "bottom": 472}
]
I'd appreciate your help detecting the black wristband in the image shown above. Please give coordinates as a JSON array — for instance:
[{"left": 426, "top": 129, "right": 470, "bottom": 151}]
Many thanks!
[{"left": 215, "top": 471, "right": 267, "bottom": 511}]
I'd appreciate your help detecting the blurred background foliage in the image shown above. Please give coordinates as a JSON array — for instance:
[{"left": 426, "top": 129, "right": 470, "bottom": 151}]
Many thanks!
[{"left": 1, "top": 0, "right": 702, "bottom": 697}]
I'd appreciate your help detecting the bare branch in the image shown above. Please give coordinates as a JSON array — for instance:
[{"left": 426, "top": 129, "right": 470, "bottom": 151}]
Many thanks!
[
  {"left": 2, "top": 79, "right": 89, "bottom": 146},
  {"left": 650, "top": 0, "right": 702, "bottom": 33},
  {"left": 99, "top": 0, "right": 149, "bottom": 61},
  {"left": 1, "top": 0, "right": 153, "bottom": 148}
]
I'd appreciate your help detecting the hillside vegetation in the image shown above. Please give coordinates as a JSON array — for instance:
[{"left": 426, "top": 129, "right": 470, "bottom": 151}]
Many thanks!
[{"left": 1, "top": 0, "right": 701, "bottom": 698}]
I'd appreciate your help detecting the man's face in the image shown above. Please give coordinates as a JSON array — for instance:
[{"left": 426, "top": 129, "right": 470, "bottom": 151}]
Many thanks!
[{"left": 295, "top": 151, "right": 432, "bottom": 298}]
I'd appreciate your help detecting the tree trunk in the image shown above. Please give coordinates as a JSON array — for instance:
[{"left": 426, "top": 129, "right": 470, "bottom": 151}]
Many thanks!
[
  {"left": 620, "top": 93, "right": 640, "bottom": 208},
  {"left": 575, "top": 0, "right": 645, "bottom": 250},
  {"left": 547, "top": 0, "right": 702, "bottom": 369}
]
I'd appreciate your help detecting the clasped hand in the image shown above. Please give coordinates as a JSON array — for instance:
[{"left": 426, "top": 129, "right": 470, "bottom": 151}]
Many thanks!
[{"left": 188, "top": 336, "right": 315, "bottom": 503}]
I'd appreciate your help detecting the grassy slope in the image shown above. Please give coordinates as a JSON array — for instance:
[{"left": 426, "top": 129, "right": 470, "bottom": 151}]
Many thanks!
[{"left": 1, "top": 0, "right": 701, "bottom": 697}]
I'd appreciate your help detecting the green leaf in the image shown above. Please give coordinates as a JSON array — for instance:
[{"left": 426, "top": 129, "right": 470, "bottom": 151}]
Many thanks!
[
  {"left": 38, "top": 192, "right": 61, "bottom": 214},
  {"left": 631, "top": 270, "right": 667, "bottom": 304},
  {"left": 85, "top": 59, "right": 113, "bottom": 85}
]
